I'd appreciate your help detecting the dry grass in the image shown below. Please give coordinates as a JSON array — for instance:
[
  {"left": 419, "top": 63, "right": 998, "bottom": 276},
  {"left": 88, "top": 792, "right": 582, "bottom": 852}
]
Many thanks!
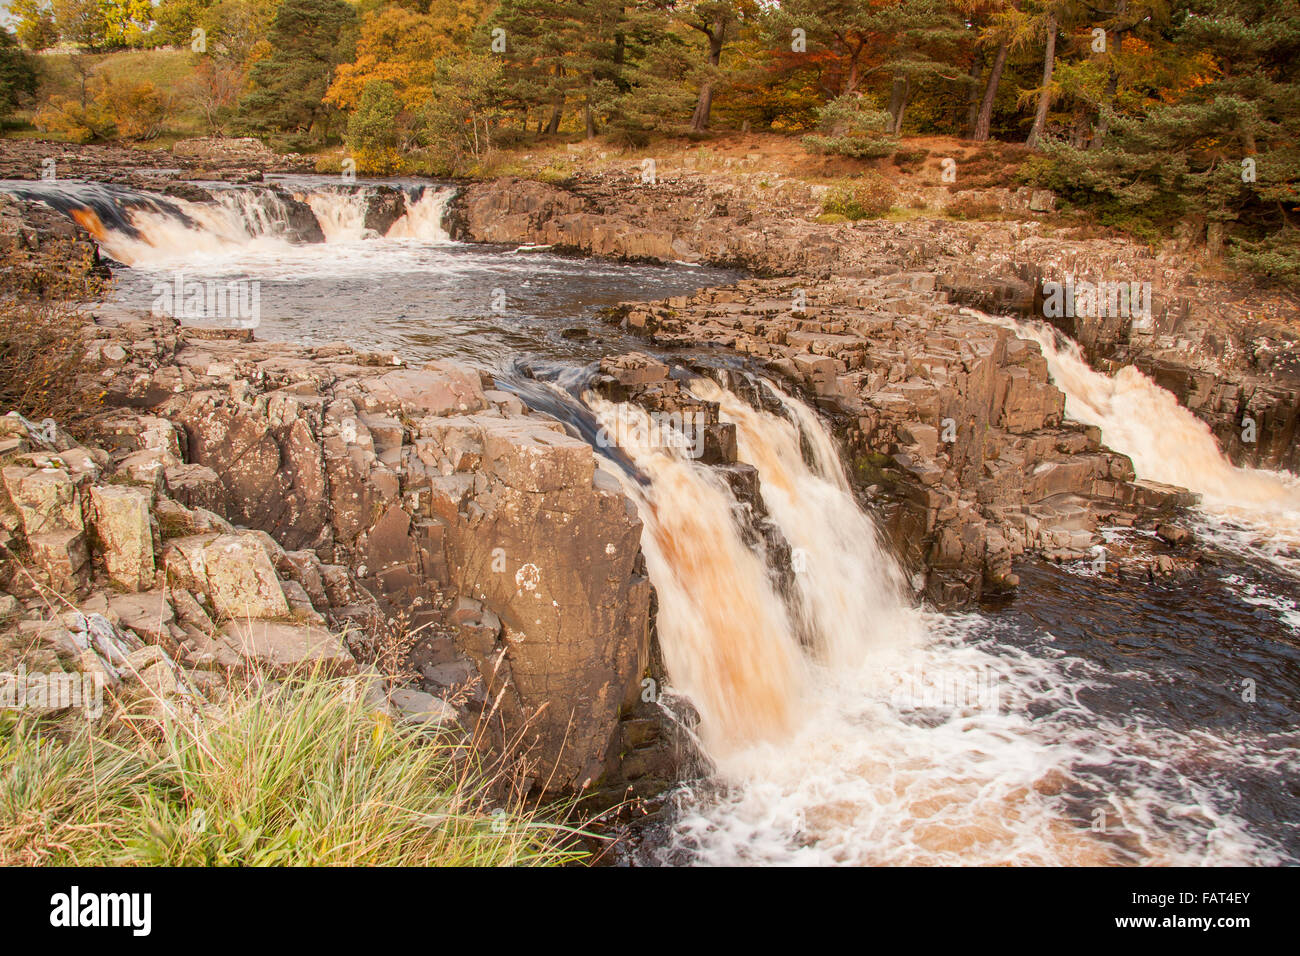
[
  {"left": 0, "top": 297, "right": 103, "bottom": 429},
  {"left": 0, "top": 673, "right": 590, "bottom": 866}
]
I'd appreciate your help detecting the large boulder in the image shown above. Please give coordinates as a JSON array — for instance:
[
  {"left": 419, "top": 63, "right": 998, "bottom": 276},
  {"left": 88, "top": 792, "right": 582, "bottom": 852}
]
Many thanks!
[{"left": 89, "top": 485, "right": 155, "bottom": 592}]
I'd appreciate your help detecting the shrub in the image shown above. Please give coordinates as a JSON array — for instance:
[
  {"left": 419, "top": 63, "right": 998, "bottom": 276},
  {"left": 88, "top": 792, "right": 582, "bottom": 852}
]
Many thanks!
[
  {"left": 32, "top": 94, "right": 105, "bottom": 142},
  {"left": 891, "top": 148, "right": 929, "bottom": 174},
  {"left": 34, "top": 75, "right": 171, "bottom": 142},
  {"left": 94, "top": 75, "right": 170, "bottom": 141},
  {"left": 344, "top": 79, "right": 402, "bottom": 163},
  {"left": 822, "top": 174, "right": 898, "bottom": 221},
  {"left": 0, "top": 298, "right": 102, "bottom": 427},
  {"left": 945, "top": 195, "right": 1004, "bottom": 221},
  {"left": 802, "top": 94, "right": 898, "bottom": 159}
]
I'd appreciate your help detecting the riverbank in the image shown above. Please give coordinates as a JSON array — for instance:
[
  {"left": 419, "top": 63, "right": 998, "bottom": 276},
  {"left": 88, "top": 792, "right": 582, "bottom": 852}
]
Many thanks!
[{"left": 1, "top": 137, "right": 1297, "bottom": 845}]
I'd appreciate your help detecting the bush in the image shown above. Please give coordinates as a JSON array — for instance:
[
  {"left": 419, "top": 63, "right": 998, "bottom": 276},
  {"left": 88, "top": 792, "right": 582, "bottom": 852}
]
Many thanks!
[
  {"left": 344, "top": 79, "right": 402, "bottom": 163},
  {"left": 32, "top": 95, "right": 105, "bottom": 142},
  {"left": 945, "top": 195, "right": 1004, "bottom": 221},
  {"left": 34, "top": 74, "right": 171, "bottom": 142},
  {"left": 94, "top": 76, "right": 170, "bottom": 141},
  {"left": 0, "top": 299, "right": 102, "bottom": 427},
  {"left": 0, "top": 675, "right": 589, "bottom": 866},
  {"left": 822, "top": 174, "right": 898, "bottom": 221},
  {"left": 891, "top": 148, "right": 929, "bottom": 174},
  {"left": 1230, "top": 234, "right": 1300, "bottom": 290},
  {"left": 802, "top": 94, "right": 898, "bottom": 159}
]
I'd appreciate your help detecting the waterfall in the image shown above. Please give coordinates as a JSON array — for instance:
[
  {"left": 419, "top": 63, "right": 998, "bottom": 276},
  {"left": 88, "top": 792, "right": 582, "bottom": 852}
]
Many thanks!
[
  {"left": 386, "top": 187, "right": 455, "bottom": 241},
  {"left": 985, "top": 314, "right": 1300, "bottom": 577},
  {"left": 302, "top": 186, "right": 376, "bottom": 242},
  {"left": 0, "top": 180, "right": 457, "bottom": 268},
  {"left": 584, "top": 377, "right": 1278, "bottom": 865}
]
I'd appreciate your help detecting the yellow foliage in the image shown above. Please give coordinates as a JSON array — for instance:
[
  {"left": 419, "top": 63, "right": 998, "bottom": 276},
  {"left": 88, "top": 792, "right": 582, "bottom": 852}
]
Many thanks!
[{"left": 326, "top": 1, "right": 490, "bottom": 112}]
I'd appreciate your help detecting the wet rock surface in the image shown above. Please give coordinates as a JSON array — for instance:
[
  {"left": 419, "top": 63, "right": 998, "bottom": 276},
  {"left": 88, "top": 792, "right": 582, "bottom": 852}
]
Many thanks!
[
  {"left": 601, "top": 276, "right": 1206, "bottom": 606},
  {"left": 452, "top": 171, "right": 1299, "bottom": 473}
]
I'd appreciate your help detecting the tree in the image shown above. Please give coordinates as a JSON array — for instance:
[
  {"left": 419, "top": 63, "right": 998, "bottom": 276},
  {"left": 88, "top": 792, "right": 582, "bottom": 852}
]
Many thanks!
[
  {"left": 345, "top": 78, "right": 403, "bottom": 168},
  {"left": 658, "top": 1, "right": 755, "bottom": 133},
  {"left": 327, "top": 1, "right": 489, "bottom": 113},
  {"left": 0, "top": 28, "right": 39, "bottom": 125},
  {"left": 1032, "top": 0, "right": 1299, "bottom": 283},
  {"left": 234, "top": 0, "right": 358, "bottom": 148},
  {"left": 772, "top": 0, "right": 964, "bottom": 133},
  {"left": 52, "top": 0, "right": 108, "bottom": 51},
  {"left": 957, "top": 0, "right": 1036, "bottom": 141},
  {"left": 183, "top": 56, "right": 245, "bottom": 133},
  {"left": 100, "top": 0, "right": 156, "bottom": 48},
  {"left": 153, "top": 0, "right": 212, "bottom": 48},
  {"left": 415, "top": 53, "right": 508, "bottom": 169},
  {"left": 1024, "top": 0, "right": 1070, "bottom": 147},
  {"left": 201, "top": 0, "right": 280, "bottom": 64},
  {"left": 11, "top": 0, "right": 60, "bottom": 51}
]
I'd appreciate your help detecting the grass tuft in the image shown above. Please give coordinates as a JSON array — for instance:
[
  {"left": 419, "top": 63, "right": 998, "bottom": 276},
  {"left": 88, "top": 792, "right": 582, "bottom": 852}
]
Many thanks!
[{"left": 0, "top": 675, "right": 588, "bottom": 866}]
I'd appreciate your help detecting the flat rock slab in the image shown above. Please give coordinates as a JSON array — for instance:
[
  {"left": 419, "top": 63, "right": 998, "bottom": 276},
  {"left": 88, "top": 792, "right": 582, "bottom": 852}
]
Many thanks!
[{"left": 220, "top": 620, "right": 355, "bottom": 676}]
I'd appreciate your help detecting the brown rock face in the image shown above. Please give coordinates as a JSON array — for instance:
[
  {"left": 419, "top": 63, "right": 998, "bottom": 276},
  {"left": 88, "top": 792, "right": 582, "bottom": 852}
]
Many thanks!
[
  {"left": 450, "top": 172, "right": 1299, "bottom": 471},
  {"left": 97, "top": 316, "right": 654, "bottom": 790},
  {"left": 605, "top": 276, "right": 1192, "bottom": 606}
]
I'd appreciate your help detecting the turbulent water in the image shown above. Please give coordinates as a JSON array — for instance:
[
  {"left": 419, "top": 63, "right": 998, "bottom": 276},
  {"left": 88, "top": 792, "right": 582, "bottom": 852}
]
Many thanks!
[
  {"left": 988, "top": 315, "right": 1300, "bottom": 582},
  {"left": 588, "top": 378, "right": 1297, "bottom": 865},
  {"left": 9, "top": 177, "right": 1299, "bottom": 864},
  {"left": 1, "top": 176, "right": 737, "bottom": 366}
]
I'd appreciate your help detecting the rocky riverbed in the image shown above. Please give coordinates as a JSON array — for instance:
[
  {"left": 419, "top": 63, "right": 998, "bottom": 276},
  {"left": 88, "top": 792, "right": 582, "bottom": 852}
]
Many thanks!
[{"left": 1, "top": 138, "right": 1297, "bottom": 806}]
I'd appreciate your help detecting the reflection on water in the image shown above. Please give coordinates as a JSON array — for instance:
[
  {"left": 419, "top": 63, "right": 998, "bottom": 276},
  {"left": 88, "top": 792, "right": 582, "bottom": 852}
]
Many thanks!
[{"left": 106, "top": 241, "right": 737, "bottom": 369}]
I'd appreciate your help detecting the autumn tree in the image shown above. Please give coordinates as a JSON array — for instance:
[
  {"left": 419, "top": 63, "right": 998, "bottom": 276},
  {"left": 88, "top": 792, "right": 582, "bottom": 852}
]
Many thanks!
[
  {"left": 11, "top": 0, "right": 59, "bottom": 51},
  {"left": 234, "top": 0, "right": 358, "bottom": 148},
  {"left": 52, "top": 0, "right": 108, "bottom": 51}
]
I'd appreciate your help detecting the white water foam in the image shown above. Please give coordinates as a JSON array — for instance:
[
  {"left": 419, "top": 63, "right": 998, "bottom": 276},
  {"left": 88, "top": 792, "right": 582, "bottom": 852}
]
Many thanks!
[
  {"left": 592, "top": 381, "right": 1281, "bottom": 865},
  {"left": 980, "top": 313, "right": 1300, "bottom": 584},
  {"left": 76, "top": 184, "right": 455, "bottom": 268}
]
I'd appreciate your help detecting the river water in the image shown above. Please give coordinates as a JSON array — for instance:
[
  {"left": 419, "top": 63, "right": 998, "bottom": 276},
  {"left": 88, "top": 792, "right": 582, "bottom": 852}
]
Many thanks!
[{"left": 6, "top": 177, "right": 1297, "bottom": 865}]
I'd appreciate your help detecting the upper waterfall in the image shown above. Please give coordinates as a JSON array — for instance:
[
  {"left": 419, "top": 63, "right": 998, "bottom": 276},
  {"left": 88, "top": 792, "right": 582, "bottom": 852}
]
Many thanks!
[{"left": 0, "top": 179, "right": 458, "bottom": 268}]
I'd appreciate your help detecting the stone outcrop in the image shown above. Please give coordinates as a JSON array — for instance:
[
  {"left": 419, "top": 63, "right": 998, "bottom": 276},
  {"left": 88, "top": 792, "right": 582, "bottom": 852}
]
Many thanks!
[
  {"left": 602, "top": 276, "right": 1201, "bottom": 606},
  {"left": 0, "top": 193, "right": 107, "bottom": 300},
  {"left": 0, "top": 137, "right": 312, "bottom": 182},
  {"left": 7, "top": 313, "right": 661, "bottom": 792},
  {"left": 450, "top": 170, "right": 1299, "bottom": 473}
]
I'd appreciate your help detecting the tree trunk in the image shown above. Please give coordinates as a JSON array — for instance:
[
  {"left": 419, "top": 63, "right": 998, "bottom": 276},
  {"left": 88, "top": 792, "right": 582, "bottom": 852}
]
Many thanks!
[
  {"left": 1090, "top": 70, "right": 1119, "bottom": 148},
  {"left": 1027, "top": 13, "right": 1057, "bottom": 148},
  {"left": 965, "top": 54, "right": 983, "bottom": 137},
  {"left": 545, "top": 103, "right": 562, "bottom": 135},
  {"left": 1206, "top": 220, "right": 1224, "bottom": 259},
  {"left": 974, "top": 41, "right": 1008, "bottom": 142},
  {"left": 887, "top": 75, "right": 910, "bottom": 134},
  {"left": 690, "top": 23, "right": 726, "bottom": 133},
  {"left": 842, "top": 41, "right": 864, "bottom": 95},
  {"left": 1092, "top": 0, "right": 1128, "bottom": 148}
]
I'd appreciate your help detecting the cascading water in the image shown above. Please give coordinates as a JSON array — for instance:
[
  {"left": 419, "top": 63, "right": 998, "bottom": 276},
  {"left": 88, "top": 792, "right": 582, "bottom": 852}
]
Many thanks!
[
  {"left": 984, "top": 313, "right": 1300, "bottom": 581},
  {"left": 301, "top": 186, "right": 376, "bottom": 243},
  {"left": 386, "top": 187, "right": 454, "bottom": 241},
  {"left": 582, "top": 376, "right": 1289, "bottom": 865},
  {"left": 0, "top": 179, "right": 456, "bottom": 266},
  {"left": 7, "top": 171, "right": 1296, "bottom": 863}
]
